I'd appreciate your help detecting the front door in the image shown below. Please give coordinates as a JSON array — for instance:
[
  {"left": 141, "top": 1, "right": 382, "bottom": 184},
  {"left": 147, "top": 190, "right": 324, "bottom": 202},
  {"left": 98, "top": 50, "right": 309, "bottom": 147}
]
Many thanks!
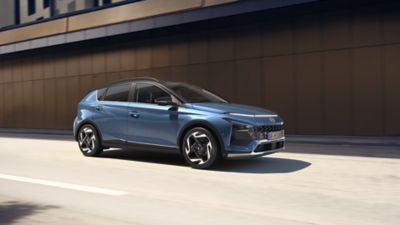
[{"left": 126, "top": 82, "right": 181, "bottom": 148}]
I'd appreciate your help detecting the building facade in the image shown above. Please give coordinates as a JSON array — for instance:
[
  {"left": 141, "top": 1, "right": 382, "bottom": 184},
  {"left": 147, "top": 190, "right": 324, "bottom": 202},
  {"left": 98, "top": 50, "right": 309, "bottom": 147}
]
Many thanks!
[{"left": 0, "top": 0, "right": 399, "bottom": 136}]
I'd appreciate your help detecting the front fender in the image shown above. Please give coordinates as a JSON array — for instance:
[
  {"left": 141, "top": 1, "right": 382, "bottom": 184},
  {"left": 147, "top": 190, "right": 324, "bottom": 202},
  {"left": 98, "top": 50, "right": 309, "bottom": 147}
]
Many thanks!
[{"left": 177, "top": 118, "right": 231, "bottom": 155}]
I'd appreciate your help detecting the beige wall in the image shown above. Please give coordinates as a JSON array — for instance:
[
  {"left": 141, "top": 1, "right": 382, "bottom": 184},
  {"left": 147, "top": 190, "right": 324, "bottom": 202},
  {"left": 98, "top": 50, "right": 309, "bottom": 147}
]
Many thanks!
[
  {"left": 0, "top": 2, "right": 399, "bottom": 135},
  {"left": 19, "top": 0, "right": 51, "bottom": 24},
  {"left": 0, "top": 18, "right": 68, "bottom": 45}
]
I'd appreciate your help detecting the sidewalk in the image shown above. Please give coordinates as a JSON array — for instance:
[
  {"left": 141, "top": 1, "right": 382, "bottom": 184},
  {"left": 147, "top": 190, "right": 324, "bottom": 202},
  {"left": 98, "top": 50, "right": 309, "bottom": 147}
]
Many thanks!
[
  {"left": 0, "top": 128, "right": 399, "bottom": 147},
  {"left": 0, "top": 129, "right": 73, "bottom": 141},
  {"left": 0, "top": 128, "right": 72, "bottom": 136}
]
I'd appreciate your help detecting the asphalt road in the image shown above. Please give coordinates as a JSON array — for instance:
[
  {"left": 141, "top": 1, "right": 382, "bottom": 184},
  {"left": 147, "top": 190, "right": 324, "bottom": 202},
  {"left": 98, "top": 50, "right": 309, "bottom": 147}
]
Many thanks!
[{"left": 0, "top": 135, "right": 399, "bottom": 225}]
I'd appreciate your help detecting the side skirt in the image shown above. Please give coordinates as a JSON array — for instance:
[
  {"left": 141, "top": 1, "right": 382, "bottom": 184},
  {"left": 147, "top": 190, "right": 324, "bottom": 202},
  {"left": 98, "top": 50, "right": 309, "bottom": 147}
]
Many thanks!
[{"left": 102, "top": 140, "right": 180, "bottom": 154}]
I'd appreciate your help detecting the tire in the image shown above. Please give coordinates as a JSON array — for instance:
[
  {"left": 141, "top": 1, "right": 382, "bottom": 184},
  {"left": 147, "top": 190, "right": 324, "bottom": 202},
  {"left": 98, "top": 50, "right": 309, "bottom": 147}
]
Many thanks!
[
  {"left": 77, "top": 124, "right": 103, "bottom": 157},
  {"left": 181, "top": 127, "right": 220, "bottom": 169}
]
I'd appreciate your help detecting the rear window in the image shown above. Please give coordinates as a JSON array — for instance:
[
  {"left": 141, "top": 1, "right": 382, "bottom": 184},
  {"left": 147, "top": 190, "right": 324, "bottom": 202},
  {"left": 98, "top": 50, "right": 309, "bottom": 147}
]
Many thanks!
[
  {"left": 103, "top": 83, "right": 130, "bottom": 102},
  {"left": 81, "top": 90, "right": 97, "bottom": 102}
]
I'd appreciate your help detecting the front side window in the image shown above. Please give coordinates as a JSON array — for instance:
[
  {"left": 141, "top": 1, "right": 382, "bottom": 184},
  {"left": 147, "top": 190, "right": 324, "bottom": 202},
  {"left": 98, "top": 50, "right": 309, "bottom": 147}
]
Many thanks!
[
  {"left": 103, "top": 82, "right": 130, "bottom": 102},
  {"left": 135, "top": 83, "right": 176, "bottom": 104}
]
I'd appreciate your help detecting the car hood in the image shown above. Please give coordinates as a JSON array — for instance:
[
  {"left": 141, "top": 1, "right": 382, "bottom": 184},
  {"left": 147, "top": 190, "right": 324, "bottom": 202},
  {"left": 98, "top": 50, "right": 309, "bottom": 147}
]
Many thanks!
[{"left": 188, "top": 103, "right": 276, "bottom": 116}]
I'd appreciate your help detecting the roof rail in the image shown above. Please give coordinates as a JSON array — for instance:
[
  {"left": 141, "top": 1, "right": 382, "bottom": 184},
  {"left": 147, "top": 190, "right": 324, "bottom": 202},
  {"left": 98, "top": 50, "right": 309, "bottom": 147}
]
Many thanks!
[
  {"left": 107, "top": 77, "right": 160, "bottom": 85},
  {"left": 112, "top": 77, "right": 159, "bottom": 82},
  {"left": 93, "top": 77, "right": 160, "bottom": 91},
  {"left": 131, "top": 77, "right": 159, "bottom": 82}
]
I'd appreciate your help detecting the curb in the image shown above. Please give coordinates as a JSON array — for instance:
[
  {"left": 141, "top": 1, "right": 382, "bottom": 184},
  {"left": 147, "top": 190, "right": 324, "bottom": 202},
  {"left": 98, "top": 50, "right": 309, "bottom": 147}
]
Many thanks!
[{"left": 0, "top": 129, "right": 72, "bottom": 136}]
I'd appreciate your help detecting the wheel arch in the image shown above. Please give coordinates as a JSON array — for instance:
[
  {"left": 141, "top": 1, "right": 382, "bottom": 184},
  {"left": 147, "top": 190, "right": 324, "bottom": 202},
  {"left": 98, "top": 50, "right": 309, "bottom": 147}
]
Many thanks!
[
  {"left": 74, "top": 120, "right": 104, "bottom": 144},
  {"left": 177, "top": 120, "right": 225, "bottom": 157}
]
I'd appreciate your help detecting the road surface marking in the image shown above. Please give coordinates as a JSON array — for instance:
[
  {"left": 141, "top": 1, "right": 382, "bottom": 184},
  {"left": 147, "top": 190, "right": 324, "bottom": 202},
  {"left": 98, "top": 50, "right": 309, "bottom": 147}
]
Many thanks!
[{"left": 0, "top": 173, "right": 127, "bottom": 196}]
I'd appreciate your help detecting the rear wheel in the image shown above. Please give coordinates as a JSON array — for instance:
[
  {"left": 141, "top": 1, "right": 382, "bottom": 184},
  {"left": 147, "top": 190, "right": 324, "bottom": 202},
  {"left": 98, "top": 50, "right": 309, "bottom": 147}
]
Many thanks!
[
  {"left": 182, "top": 127, "right": 220, "bottom": 169},
  {"left": 78, "top": 124, "right": 103, "bottom": 156}
]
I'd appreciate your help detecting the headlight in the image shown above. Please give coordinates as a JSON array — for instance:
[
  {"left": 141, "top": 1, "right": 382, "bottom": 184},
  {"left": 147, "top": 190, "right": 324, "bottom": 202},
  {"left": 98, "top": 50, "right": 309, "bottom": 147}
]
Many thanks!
[{"left": 232, "top": 123, "right": 253, "bottom": 131}]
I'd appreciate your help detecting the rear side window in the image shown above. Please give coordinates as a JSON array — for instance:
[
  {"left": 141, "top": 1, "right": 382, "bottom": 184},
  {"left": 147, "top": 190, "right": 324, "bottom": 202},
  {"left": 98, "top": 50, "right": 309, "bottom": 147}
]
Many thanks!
[{"left": 103, "top": 83, "right": 131, "bottom": 102}]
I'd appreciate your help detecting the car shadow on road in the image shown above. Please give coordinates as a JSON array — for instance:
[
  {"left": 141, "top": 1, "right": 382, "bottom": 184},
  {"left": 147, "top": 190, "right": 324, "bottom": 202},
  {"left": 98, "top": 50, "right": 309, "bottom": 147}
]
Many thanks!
[
  {"left": 100, "top": 149, "right": 188, "bottom": 167},
  {"left": 213, "top": 157, "right": 311, "bottom": 174},
  {"left": 100, "top": 149, "right": 311, "bottom": 174},
  {"left": 0, "top": 201, "right": 57, "bottom": 225}
]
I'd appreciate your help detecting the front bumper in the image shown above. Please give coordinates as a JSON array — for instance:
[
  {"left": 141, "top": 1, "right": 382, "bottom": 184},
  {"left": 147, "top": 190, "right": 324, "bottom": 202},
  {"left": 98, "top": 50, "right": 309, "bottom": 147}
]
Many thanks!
[
  {"left": 225, "top": 137, "right": 285, "bottom": 159},
  {"left": 73, "top": 117, "right": 83, "bottom": 141}
]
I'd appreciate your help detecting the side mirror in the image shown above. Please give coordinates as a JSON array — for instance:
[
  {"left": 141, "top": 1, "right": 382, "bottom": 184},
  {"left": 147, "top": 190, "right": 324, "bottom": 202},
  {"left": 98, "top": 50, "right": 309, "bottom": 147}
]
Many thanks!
[{"left": 154, "top": 96, "right": 178, "bottom": 107}]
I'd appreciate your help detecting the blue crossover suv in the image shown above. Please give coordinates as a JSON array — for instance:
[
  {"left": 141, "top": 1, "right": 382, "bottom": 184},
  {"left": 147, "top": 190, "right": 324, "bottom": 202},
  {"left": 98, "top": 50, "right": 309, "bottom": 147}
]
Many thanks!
[{"left": 73, "top": 77, "right": 284, "bottom": 169}]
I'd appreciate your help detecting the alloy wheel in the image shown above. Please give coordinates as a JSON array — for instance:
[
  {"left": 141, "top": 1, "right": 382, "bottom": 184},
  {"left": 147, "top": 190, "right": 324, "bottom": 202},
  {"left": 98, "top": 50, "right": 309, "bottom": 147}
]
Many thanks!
[
  {"left": 78, "top": 127, "right": 97, "bottom": 154},
  {"left": 184, "top": 131, "right": 214, "bottom": 165}
]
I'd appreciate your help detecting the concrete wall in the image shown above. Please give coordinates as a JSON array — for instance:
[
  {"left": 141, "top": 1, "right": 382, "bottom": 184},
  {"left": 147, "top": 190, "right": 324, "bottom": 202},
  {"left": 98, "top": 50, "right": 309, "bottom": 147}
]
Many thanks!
[{"left": 0, "top": 1, "right": 399, "bottom": 135}]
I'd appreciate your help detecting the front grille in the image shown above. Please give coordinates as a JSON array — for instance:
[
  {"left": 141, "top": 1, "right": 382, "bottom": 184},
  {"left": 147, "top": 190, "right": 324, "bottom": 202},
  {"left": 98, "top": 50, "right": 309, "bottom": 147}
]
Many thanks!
[
  {"left": 254, "top": 141, "right": 284, "bottom": 152},
  {"left": 261, "top": 125, "right": 283, "bottom": 132}
]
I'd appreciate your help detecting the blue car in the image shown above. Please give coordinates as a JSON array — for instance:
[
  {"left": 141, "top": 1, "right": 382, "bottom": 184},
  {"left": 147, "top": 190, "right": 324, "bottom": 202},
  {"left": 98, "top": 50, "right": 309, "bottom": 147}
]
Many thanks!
[{"left": 73, "top": 77, "right": 285, "bottom": 169}]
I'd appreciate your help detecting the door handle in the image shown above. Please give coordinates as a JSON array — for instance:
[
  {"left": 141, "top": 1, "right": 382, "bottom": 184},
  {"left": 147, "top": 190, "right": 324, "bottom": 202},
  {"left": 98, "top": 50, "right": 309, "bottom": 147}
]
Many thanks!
[
  {"left": 129, "top": 111, "right": 140, "bottom": 118},
  {"left": 95, "top": 105, "right": 103, "bottom": 111}
]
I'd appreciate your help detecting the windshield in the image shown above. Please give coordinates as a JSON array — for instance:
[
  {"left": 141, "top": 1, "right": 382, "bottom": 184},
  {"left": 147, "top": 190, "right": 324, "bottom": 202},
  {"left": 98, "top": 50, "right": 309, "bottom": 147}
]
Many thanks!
[{"left": 164, "top": 82, "right": 227, "bottom": 103}]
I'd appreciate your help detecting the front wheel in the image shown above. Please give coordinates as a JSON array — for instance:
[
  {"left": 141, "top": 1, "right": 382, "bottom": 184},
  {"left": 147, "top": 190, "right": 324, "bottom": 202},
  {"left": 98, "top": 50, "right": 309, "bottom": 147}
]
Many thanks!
[
  {"left": 77, "top": 124, "right": 103, "bottom": 157},
  {"left": 182, "top": 127, "right": 220, "bottom": 169}
]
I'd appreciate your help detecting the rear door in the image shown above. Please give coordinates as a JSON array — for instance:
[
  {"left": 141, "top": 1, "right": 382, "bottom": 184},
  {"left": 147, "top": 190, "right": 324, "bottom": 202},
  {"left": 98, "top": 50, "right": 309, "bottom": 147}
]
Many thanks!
[{"left": 95, "top": 82, "right": 133, "bottom": 141}]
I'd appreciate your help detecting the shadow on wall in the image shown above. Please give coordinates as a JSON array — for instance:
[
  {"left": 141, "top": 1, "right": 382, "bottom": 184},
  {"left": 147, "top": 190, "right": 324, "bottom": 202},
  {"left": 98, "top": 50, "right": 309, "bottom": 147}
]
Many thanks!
[
  {"left": 100, "top": 149, "right": 311, "bottom": 174},
  {"left": 0, "top": 201, "right": 57, "bottom": 225}
]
